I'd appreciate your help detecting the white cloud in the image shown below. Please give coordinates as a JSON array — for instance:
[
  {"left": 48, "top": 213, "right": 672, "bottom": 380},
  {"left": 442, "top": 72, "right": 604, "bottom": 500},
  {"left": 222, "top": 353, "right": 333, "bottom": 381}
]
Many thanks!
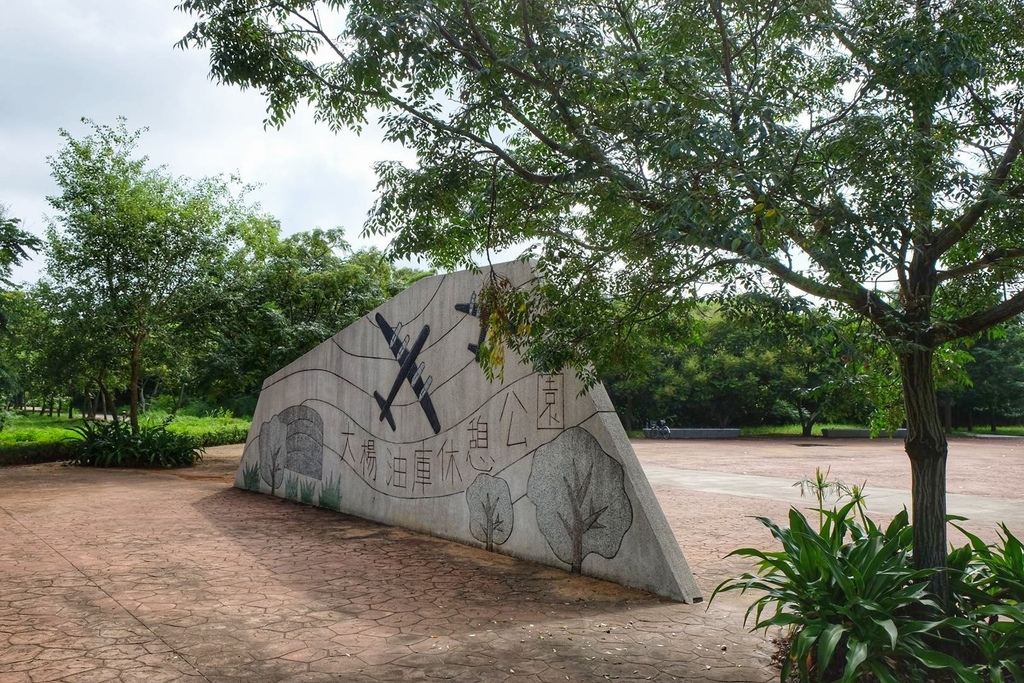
[{"left": 0, "top": 0, "right": 415, "bottom": 283}]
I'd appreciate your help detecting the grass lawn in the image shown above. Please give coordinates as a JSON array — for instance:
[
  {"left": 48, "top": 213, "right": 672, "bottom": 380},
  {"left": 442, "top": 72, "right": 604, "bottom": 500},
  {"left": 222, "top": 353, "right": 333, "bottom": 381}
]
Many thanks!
[
  {"left": 628, "top": 423, "right": 869, "bottom": 438},
  {"left": 0, "top": 410, "right": 252, "bottom": 466},
  {"left": 953, "top": 425, "right": 1024, "bottom": 437},
  {"left": 740, "top": 423, "right": 868, "bottom": 437}
]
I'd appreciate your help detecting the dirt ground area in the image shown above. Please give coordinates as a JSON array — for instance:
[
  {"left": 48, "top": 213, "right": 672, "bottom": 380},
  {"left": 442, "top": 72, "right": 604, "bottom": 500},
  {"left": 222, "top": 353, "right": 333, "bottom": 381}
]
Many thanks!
[
  {"left": 635, "top": 435, "right": 1024, "bottom": 498},
  {"left": 196, "top": 436, "right": 1024, "bottom": 598},
  {"left": 2, "top": 436, "right": 1020, "bottom": 682},
  {"left": 632, "top": 435, "right": 1024, "bottom": 594}
]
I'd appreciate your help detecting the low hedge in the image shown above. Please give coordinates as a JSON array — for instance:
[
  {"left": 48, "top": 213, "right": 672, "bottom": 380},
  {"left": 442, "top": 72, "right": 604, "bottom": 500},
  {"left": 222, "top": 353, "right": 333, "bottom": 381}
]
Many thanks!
[
  {"left": 0, "top": 442, "right": 77, "bottom": 467},
  {"left": 0, "top": 414, "right": 251, "bottom": 468}
]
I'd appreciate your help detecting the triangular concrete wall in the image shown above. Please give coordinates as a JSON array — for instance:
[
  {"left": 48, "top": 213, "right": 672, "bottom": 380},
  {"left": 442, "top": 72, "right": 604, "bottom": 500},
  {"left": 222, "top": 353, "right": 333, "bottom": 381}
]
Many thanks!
[{"left": 236, "top": 261, "right": 702, "bottom": 602}]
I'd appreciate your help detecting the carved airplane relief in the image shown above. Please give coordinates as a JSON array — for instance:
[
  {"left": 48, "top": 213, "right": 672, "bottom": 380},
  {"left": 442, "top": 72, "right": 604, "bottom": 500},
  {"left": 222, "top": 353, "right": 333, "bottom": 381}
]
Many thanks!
[
  {"left": 239, "top": 262, "right": 703, "bottom": 603},
  {"left": 374, "top": 312, "right": 442, "bottom": 434}
]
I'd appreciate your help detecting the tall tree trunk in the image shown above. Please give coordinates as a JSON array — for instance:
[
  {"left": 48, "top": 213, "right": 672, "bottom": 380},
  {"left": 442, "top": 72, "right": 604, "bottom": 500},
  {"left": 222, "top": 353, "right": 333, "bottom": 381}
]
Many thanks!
[
  {"left": 172, "top": 384, "right": 186, "bottom": 416},
  {"left": 798, "top": 405, "right": 814, "bottom": 437},
  {"left": 128, "top": 333, "right": 144, "bottom": 435},
  {"left": 99, "top": 379, "right": 117, "bottom": 424},
  {"left": 899, "top": 347, "right": 948, "bottom": 604}
]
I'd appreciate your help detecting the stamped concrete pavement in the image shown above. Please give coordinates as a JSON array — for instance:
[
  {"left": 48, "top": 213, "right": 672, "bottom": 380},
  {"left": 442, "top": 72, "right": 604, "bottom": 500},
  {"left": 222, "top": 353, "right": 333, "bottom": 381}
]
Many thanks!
[
  {"left": 3, "top": 436, "right": 1021, "bottom": 682},
  {"left": 0, "top": 448, "right": 775, "bottom": 683}
]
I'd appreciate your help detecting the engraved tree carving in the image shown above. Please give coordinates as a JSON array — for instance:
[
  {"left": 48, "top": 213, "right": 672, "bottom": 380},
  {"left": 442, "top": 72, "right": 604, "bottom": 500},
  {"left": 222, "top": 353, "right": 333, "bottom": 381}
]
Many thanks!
[
  {"left": 528, "top": 428, "right": 633, "bottom": 574},
  {"left": 258, "top": 405, "right": 325, "bottom": 496},
  {"left": 466, "top": 474, "right": 513, "bottom": 552},
  {"left": 277, "top": 405, "right": 324, "bottom": 480},
  {"left": 259, "top": 415, "right": 287, "bottom": 495}
]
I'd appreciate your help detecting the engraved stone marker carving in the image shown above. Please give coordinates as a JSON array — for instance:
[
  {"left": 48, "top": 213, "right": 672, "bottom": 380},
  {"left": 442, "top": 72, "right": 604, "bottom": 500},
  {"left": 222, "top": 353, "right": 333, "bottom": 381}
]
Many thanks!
[{"left": 236, "top": 261, "right": 702, "bottom": 602}]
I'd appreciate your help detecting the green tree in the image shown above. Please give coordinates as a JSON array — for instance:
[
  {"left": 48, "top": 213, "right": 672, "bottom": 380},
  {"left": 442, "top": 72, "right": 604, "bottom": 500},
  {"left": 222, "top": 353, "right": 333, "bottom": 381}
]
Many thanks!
[
  {"left": 0, "top": 205, "right": 42, "bottom": 412},
  {"left": 0, "top": 205, "right": 41, "bottom": 330},
  {"left": 659, "top": 310, "right": 790, "bottom": 428},
  {"left": 719, "top": 298, "right": 881, "bottom": 436},
  {"left": 180, "top": 0, "right": 1024, "bottom": 600},
  {"left": 44, "top": 118, "right": 256, "bottom": 433},
  {"left": 195, "top": 225, "right": 431, "bottom": 411},
  {"left": 614, "top": 302, "right": 869, "bottom": 432},
  {"left": 957, "top": 326, "right": 1024, "bottom": 431}
]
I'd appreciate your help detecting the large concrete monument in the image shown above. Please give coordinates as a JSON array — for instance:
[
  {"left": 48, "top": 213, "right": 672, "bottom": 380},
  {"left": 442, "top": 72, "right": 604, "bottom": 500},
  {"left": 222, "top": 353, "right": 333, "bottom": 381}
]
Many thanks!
[{"left": 236, "top": 261, "right": 702, "bottom": 602}]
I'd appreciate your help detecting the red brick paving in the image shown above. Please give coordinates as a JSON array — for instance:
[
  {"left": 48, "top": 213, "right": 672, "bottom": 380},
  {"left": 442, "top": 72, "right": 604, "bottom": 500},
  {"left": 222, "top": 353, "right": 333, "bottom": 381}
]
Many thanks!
[
  {"left": 1, "top": 447, "right": 776, "bottom": 683},
  {"left": 3, "top": 436, "right": 1020, "bottom": 682}
]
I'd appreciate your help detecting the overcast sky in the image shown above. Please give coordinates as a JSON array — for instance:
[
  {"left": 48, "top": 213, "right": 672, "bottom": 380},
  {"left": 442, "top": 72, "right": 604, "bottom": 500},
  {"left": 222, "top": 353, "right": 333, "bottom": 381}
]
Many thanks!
[{"left": 1, "top": 1, "right": 421, "bottom": 283}]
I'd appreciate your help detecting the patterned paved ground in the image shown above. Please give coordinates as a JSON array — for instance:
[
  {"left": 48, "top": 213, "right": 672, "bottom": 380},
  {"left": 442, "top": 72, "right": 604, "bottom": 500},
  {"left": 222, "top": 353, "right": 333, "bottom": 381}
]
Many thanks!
[{"left": 0, "top": 448, "right": 776, "bottom": 683}]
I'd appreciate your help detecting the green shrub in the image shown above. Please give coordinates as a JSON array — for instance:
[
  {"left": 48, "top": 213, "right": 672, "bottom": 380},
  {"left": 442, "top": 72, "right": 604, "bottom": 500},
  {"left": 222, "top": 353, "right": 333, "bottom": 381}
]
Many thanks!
[
  {"left": 66, "top": 418, "right": 202, "bottom": 468},
  {"left": 284, "top": 474, "right": 299, "bottom": 500},
  {"left": 241, "top": 460, "right": 261, "bottom": 491},
  {"left": 0, "top": 441, "right": 76, "bottom": 467},
  {"left": 713, "top": 502, "right": 973, "bottom": 682},
  {"left": 320, "top": 473, "right": 342, "bottom": 511},
  {"left": 715, "top": 468, "right": 1024, "bottom": 683},
  {"left": 160, "top": 414, "right": 251, "bottom": 447},
  {"left": 299, "top": 479, "right": 316, "bottom": 504},
  {"left": 949, "top": 525, "right": 1024, "bottom": 681}
]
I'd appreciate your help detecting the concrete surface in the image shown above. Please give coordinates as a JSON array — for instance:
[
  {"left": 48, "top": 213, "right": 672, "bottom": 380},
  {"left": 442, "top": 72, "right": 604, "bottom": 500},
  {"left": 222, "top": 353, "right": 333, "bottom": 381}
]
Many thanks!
[
  {"left": 640, "top": 430, "right": 740, "bottom": 440},
  {"left": 2, "top": 436, "right": 1022, "bottom": 682},
  {"left": 242, "top": 261, "right": 700, "bottom": 602}
]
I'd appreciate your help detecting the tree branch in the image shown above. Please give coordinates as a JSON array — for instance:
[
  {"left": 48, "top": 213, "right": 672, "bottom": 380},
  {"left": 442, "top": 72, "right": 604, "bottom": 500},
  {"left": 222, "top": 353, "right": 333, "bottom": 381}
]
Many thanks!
[
  {"left": 933, "top": 111, "right": 1024, "bottom": 257},
  {"left": 935, "top": 288, "right": 1024, "bottom": 344},
  {"left": 937, "top": 247, "right": 1024, "bottom": 282}
]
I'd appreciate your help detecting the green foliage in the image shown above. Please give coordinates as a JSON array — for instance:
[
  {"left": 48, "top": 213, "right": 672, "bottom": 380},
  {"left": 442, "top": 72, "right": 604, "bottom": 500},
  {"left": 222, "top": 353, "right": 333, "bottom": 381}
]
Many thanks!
[
  {"left": 961, "top": 525, "right": 1024, "bottom": 606},
  {"left": 0, "top": 441, "right": 76, "bottom": 467},
  {"left": 716, "top": 470, "right": 1024, "bottom": 682},
  {"left": 713, "top": 502, "right": 972, "bottom": 682},
  {"left": 950, "top": 525, "right": 1024, "bottom": 680},
  {"left": 319, "top": 473, "right": 342, "bottom": 511},
  {"left": 284, "top": 474, "right": 299, "bottom": 500},
  {"left": 178, "top": 0, "right": 1024, "bottom": 368},
  {"left": 66, "top": 418, "right": 202, "bottom": 469},
  {"left": 192, "top": 231, "right": 432, "bottom": 407},
  {"left": 0, "top": 206, "right": 42, "bottom": 407},
  {"left": 179, "top": 0, "right": 1024, "bottom": 592},
  {"left": 0, "top": 204, "right": 40, "bottom": 289},
  {"left": 0, "top": 411, "right": 249, "bottom": 460},
  {"left": 241, "top": 460, "right": 261, "bottom": 491},
  {"left": 161, "top": 414, "right": 251, "bottom": 447},
  {"left": 955, "top": 325, "right": 1024, "bottom": 431},
  {"left": 43, "top": 117, "right": 264, "bottom": 434},
  {"left": 0, "top": 412, "right": 83, "bottom": 445},
  {"left": 739, "top": 423, "right": 866, "bottom": 437},
  {"left": 605, "top": 301, "right": 884, "bottom": 431},
  {"left": 299, "top": 478, "right": 316, "bottom": 504}
]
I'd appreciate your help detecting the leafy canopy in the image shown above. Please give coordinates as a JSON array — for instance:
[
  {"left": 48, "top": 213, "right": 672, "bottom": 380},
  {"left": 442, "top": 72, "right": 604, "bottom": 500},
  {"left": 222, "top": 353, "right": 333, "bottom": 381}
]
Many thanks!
[
  {"left": 44, "top": 117, "right": 262, "bottom": 432},
  {"left": 178, "top": 0, "right": 1024, "bottom": 379}
]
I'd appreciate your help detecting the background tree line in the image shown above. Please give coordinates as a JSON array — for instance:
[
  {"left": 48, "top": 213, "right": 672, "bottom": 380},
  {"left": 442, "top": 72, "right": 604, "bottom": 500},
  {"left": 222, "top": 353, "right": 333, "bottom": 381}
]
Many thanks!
[
  {"left": 2, "top": 111, "right": 1022, "bottom": 435},
  {"left": 605, "top": 296, "right": 1024, "bottom": 436},
  {"left": 0, "top": 119, "right": 430, "bottom": 427}
]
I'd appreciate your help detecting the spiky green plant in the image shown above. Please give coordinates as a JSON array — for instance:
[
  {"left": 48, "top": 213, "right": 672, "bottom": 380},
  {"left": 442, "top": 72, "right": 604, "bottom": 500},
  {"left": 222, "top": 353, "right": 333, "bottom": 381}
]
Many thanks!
[
  {"left": 712, "top": 502, "right": 976, "bottom": 683},
  {"left": 66, "top": 417, "right": 200, "bottom": 468},
  {"left": 949, "top": 524, "right": 1024, "bottom": 681},
  {"left": 241, "top": 461, "right": 261, "bottom": 491},
  {"left": 284, "top": 474, "right": 299, "bottom": 500},
  {"left": 319, "top": 473, "right": 342, "bottom": 511},
  {"left": 299, "top": 478, "right": 316, "bottom": 504}
]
